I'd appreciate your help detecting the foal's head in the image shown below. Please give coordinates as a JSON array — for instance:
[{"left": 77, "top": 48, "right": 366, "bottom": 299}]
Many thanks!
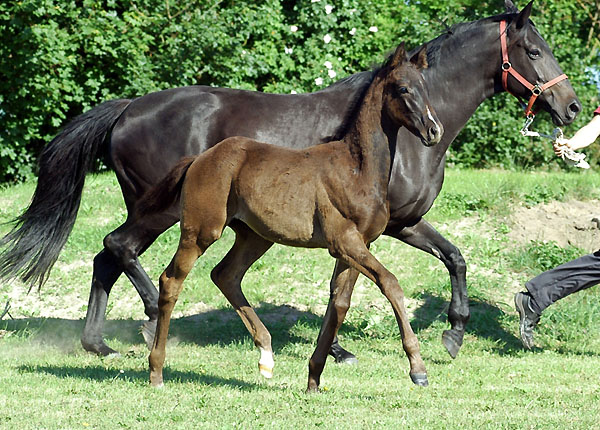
[{"left": 381, "top": 43, "right": 443, "bottom": 147}]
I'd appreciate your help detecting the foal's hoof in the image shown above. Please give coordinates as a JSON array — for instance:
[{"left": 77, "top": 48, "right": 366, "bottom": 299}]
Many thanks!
[
  {"left": 141, "top": 320, "right": 157, "bottom": 350},
  {"left": 442, "top": 329, "right": 464, "bottom": 359},
  {"left": 258, "top": 364, "right": 274, "bottom": 379},
  {"left": 409, "top": 373, "right": 429, "bottom": 387}
]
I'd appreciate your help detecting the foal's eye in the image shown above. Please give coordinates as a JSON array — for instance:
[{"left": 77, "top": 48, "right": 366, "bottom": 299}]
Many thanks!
[
  {"left": 527, "top": 48, "right": 541, "bottom": 59},
  {"left": 398, "top": 87, "right": 409, "bottom": 94}
]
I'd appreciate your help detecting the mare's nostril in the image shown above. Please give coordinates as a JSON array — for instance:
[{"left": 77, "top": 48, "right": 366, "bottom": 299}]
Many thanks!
[{"left": 569, "top": 101, "right": 581, "bottom": 115}]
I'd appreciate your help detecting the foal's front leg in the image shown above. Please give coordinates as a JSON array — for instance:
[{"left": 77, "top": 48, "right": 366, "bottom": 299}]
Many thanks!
[
  {"left": 308, "top": 260, "right": 356, "bottom": 392},
  {"left": 308, "top": 230, "right": 427, "bottom": 391}
]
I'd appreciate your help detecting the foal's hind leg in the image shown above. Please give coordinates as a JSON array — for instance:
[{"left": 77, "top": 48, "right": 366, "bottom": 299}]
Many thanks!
[
  {"left": 210, "top": 221, "right": 275, "bottom": 378},
  {"left": 149, "top": 223, "right": 222, "bottom": 387}
]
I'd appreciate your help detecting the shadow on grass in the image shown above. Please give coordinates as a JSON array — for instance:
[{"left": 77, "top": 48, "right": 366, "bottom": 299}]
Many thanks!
[
  {"left": 16, "top": 363, "right": 261, "bottom": 389},
  {"left": 1, "top": 304, "right": 327, "bottom": 355}
]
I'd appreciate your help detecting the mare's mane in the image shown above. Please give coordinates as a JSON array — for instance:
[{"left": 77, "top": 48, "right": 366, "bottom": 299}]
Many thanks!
[{"left": 324, "top": 11, "right": 523, "bottom": 144}]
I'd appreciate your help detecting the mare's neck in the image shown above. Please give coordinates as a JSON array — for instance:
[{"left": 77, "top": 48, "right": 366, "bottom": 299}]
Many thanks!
[{"left": 422, "top": 18, "right": 502, "bottom": 149}]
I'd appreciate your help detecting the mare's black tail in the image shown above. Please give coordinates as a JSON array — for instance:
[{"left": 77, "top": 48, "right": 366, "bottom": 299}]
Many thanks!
[{"left": 0, "top": 99, "right": 132, "bottom": 289}]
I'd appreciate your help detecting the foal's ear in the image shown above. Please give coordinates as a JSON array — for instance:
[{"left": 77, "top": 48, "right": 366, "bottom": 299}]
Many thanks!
[
  {"left": 515, "top": 0, "right": 533, "bottom": 30},
  {"left": 504, "top": 0, "right": 519, "bottom": 13},
  {"left": 390, "top": 42, "right": 407, "bottom": 68},
  {"left": 410, "top": 45, "right": 428, "bottom": 70}
]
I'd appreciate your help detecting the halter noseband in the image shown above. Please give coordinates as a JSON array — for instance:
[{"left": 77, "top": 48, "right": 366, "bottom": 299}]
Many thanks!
[{"left": 500, "top": 20, "right": 568, "bottom": 117}]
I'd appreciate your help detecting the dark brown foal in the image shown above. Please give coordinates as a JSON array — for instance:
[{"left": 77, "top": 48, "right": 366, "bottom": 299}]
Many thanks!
[{"left": 146, "top": 43, "right": 442, "bottom": 390}]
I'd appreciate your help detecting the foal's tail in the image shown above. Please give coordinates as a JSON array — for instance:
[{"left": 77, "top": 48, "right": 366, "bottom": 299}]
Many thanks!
[
  {"left": 0, "top": 99, "right": 132, "bottom": 289},
  {"left": 135, "top": 156, "right": 197, "bottom": 217}
]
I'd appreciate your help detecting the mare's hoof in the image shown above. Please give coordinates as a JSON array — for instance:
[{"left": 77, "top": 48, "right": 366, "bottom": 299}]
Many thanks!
[
  {"left": 141, "top": 320, "right": 157, "bottom": 350},
  {"left": 82, "top": 339, "right": 120, "bottom": 357},
  {"left": 329, "top": 342, "right": 358, "bottom": 365},
  {"left": 409, "top": 373, "right": 429, "bottom": 387},
  {"left": 442, "top": 329, "right": 463, "bottom": 359},
  {"left": 258, "top": 364, "right": 274, "bottom": 379}
]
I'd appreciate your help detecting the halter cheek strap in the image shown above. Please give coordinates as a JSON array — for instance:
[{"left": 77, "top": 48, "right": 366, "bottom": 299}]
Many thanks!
[{"left": 500, "top": 20, "right": 568, "bottom": 117}]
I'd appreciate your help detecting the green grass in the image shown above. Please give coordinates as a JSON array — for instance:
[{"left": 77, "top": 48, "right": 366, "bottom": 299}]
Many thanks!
[{"left": 2, "top": 169, "right": 600, "bottom": 429}]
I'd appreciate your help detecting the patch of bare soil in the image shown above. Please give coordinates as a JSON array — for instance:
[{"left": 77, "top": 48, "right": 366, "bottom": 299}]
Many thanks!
[{"left": 508, "top": 199, "right": 600, "bottom": 252}]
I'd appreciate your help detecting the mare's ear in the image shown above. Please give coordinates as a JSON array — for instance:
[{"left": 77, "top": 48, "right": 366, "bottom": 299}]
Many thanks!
[
  {"left": 504, "top": 0, "right": 519, "bottom": 13},
  {"left": 515, "top": 0, "right": 533, "bottom": 30},
  {"left": 390, "top": 42, "right": 407, "bottom": 68},
  {"left": 410, "top": 44, "right": 428, "bottom": 70}
]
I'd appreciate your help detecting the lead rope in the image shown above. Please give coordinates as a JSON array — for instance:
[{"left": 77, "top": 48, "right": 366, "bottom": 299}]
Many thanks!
[{"left": 520, "top": 116, "right": 590, "bottom": 169}]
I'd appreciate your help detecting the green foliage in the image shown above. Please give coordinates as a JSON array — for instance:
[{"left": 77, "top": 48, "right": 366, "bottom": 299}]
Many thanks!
[
  {"left": 509, "top": 240, "right": 585, "bottom": 273},
  {"left": 1, "top": 0, "right": 598, "bottom": 182}
]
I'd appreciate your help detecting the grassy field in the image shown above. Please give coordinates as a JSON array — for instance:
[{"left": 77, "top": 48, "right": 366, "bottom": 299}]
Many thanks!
[{"left": 1, "top": 169, "right": 600, "bottom": 429}]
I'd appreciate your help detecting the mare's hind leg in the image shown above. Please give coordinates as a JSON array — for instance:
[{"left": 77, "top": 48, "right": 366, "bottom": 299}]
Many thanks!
[
  {"left": 308, "top": 229, "right": 427, "bottom": 391},
  {"left": 149, "top": 223, "right": 222, "bottom": 387},
  {"left": 84, "top": 211, "right": 178, "bottom": 355},
  {"left": 210, "top": 221, "right": 275, "bottom": 378},
  {"left": 387, "top": 219, "right": 468, "bottom": 358},
  {"left": 81, "top": 250, "right": 124, "bottom": 356}
]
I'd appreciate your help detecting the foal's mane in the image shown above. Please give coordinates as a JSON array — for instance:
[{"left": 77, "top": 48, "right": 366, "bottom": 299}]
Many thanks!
[{"left": 321, "top": 54, "right": 397, "bottom": 143}]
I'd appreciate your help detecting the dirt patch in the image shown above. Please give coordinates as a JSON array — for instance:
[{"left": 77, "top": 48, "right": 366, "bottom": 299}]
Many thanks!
[{"left": 508, "top": 199, "right": 600, "bottom": 252}]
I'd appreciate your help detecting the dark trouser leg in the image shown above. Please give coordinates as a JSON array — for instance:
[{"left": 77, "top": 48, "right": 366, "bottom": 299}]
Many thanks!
[{"left": 526, "top": 250, "right": 600, "bottom": 314}]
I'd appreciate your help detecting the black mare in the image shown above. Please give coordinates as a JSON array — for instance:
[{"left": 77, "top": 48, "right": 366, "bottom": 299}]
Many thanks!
[{"left": 0, "top": 1, "right": 580, "bottom": 360}]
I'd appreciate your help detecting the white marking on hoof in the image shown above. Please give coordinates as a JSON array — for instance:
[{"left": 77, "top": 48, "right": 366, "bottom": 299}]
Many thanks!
[{"left": 258, "top": 348, "right": 274, "bottom": 379}]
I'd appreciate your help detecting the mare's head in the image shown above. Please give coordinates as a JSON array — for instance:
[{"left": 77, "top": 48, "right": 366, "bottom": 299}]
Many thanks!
[
  {"left": 381, "top": 43, "right": 443, "bottom": 147},
  {"left": 499, "top": 0, "right": 580, "bottom": 124}
]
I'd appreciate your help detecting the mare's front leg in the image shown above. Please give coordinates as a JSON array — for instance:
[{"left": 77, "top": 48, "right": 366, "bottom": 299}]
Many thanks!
[{"left": 385, "top": 218, "right": 468, "bottom": 358}]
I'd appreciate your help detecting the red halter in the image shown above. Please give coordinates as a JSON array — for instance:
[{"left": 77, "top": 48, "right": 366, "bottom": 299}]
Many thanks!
[{"left": 499, "top": 20, "right": 568, "bottom": 117}]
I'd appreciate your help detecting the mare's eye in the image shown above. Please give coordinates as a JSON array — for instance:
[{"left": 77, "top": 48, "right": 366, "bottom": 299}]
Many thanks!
[
  {"left": 527, "top": 48, "right": 541, "bottom": 59},
  {"left": 398, "top": 87, "right": 409, "bottom": 94}
]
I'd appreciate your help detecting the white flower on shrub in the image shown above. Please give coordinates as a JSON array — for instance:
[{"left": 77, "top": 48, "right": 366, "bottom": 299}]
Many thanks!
[
  {"left": 311, "top": 0, "right": 320, "bottom": 2},
  {"left": 290, "top": 25, "right": 298, "bottom": 32},
  {"left": 284, "top": 46, "right": 293, "bottom": 54},
  {"left": 369, "top": 26, "right": 378, "bottom": 33},
  {"left": 323, "top": 34, "right": 331, "bottom": 44},
  {"left": 325, "top": 5, "right": 333, "bottom": 14},
  {"left": 324, "top": 61, "right": 332, "bottom": 69},
  {"left": 291, "top": 90, "right": 297, "bottom": 94},
  {"left": 350, "top": 27, "right": 356, "bottom": 35},
  {"left": 328, "top": 69, "right": 337, "bottom": 78},
  {"left": 315, "top": 77, "right": 323, "bottom": 86}
]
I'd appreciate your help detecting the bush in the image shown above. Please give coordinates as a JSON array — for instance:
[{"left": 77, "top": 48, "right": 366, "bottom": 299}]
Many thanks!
[{"left": 1, "top": 0, "right": 598, "bottom": 182}]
